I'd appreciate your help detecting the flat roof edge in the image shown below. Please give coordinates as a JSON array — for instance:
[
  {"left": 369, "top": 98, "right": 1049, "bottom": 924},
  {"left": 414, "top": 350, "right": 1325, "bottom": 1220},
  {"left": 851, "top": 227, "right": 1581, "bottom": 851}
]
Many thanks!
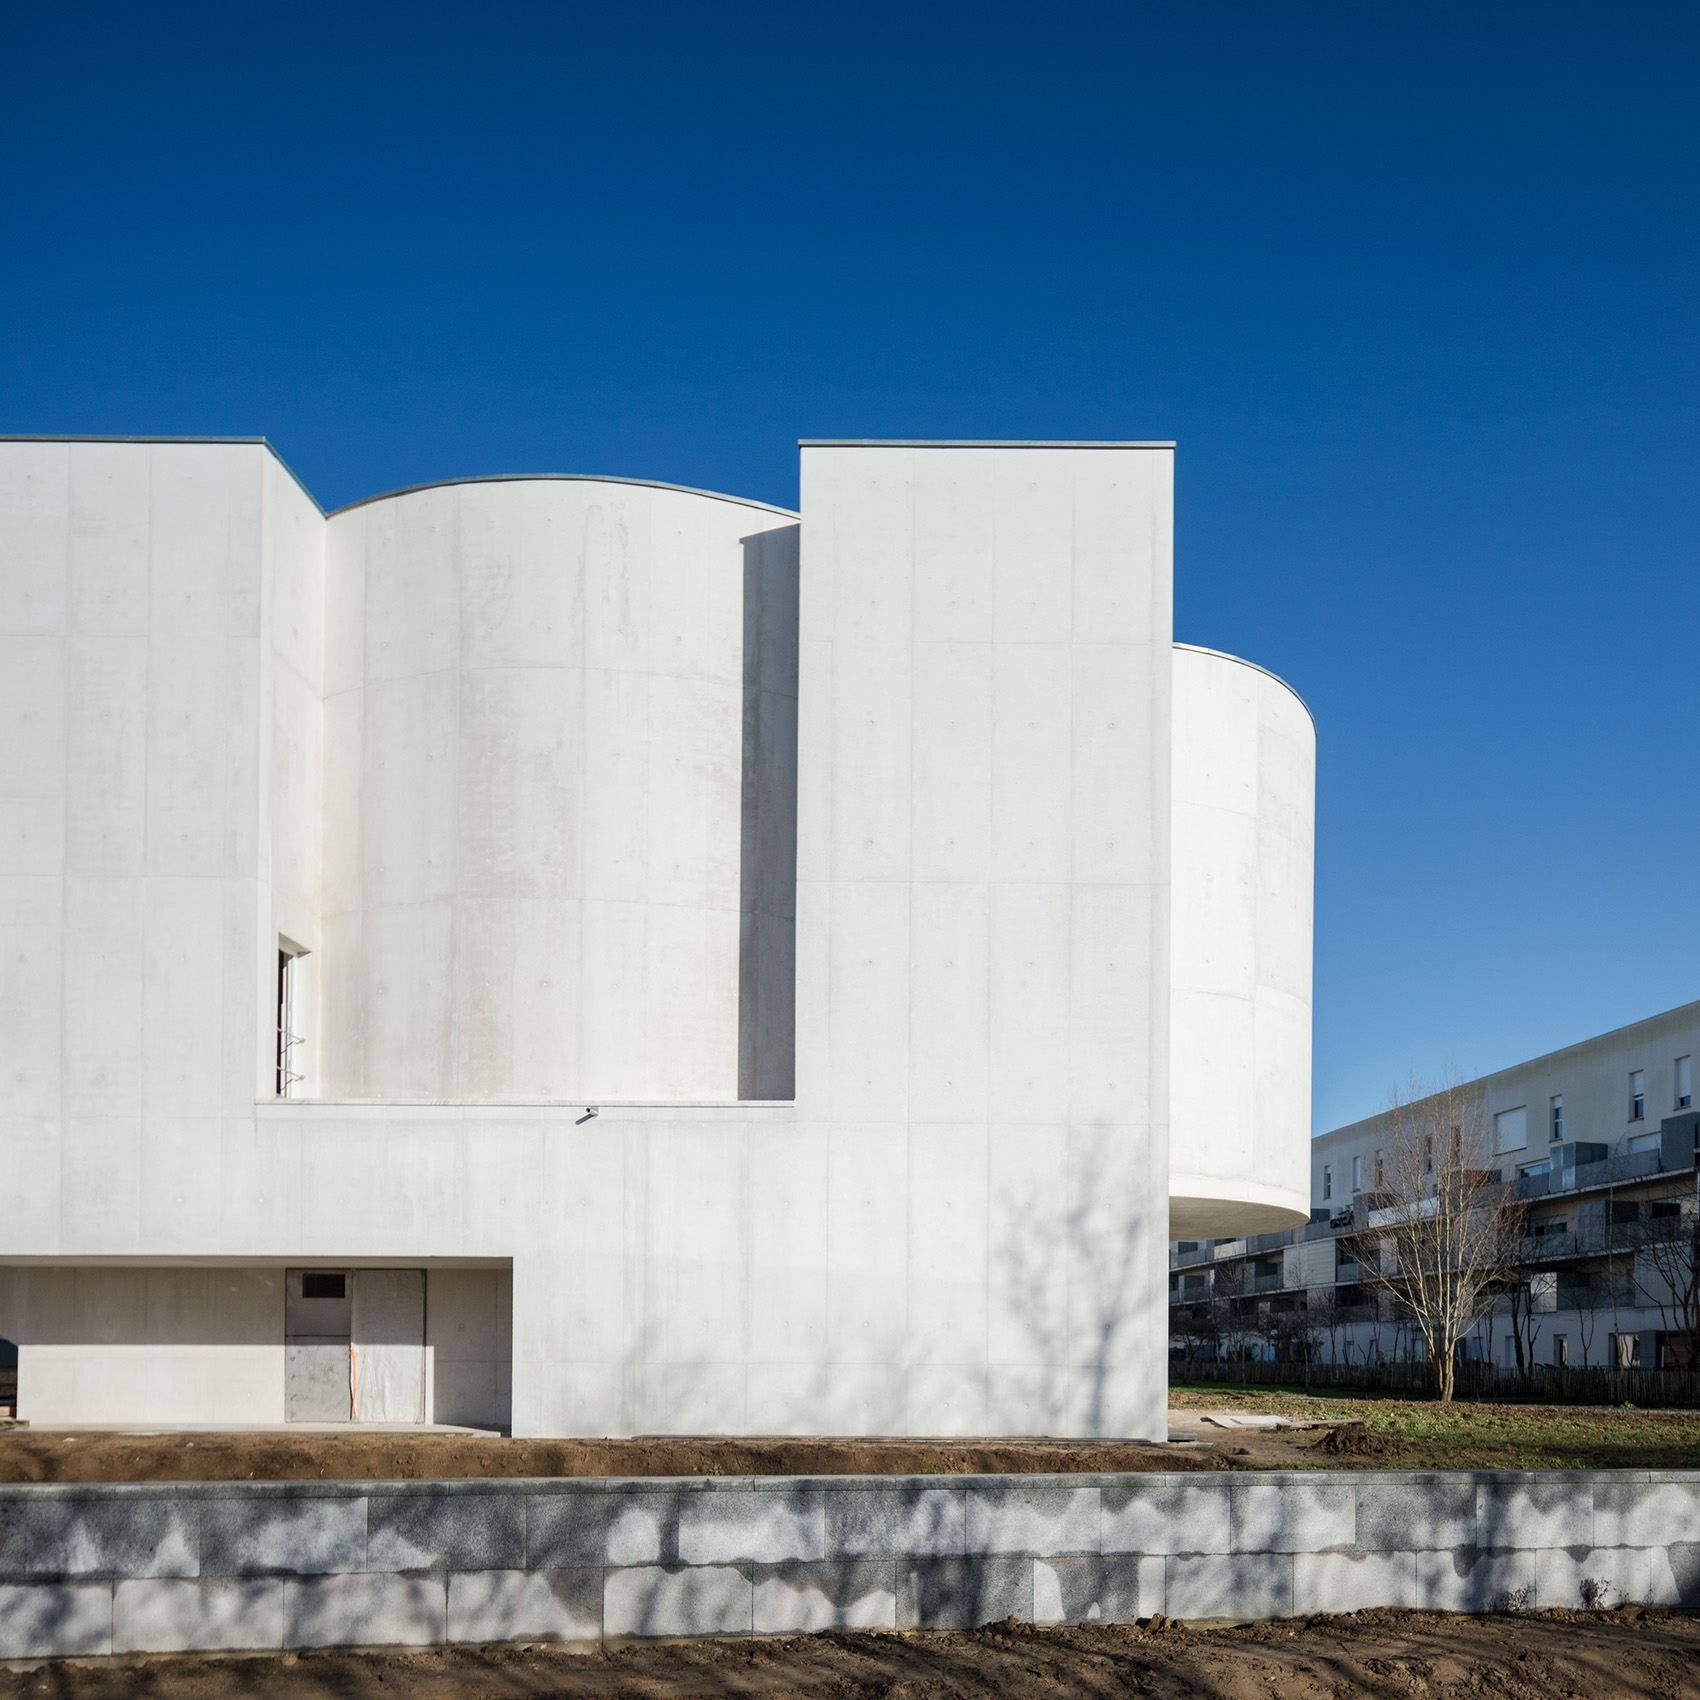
[
  {"left": 1173, "top": 642, "right": 1316, "bottom": 728},
  {"left": 329, "top": 472, "right": 798, "bottom": 520},
  {"left": 799, "top": 438, "right": 1175, "bottom": 449},
  {"left": 0, "top": 434, "right": 325, "bottom": 515}
]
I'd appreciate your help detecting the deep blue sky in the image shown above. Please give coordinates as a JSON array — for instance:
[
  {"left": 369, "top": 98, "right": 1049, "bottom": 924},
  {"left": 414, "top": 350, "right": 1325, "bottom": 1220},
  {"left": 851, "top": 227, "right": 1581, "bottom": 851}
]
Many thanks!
[{"left": 4, "top": 3, "right": 1696, "bottom": 1132}]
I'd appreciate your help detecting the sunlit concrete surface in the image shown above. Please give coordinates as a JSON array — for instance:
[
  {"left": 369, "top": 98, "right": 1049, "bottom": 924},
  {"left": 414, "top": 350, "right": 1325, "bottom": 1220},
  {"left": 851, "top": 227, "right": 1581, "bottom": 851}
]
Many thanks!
[
  {"left": 1169, "top": 644, "right": 1315, "bottom": 1239},
  {"left": 0, "top": 436, "right": 1312, "bottom": 1438}
]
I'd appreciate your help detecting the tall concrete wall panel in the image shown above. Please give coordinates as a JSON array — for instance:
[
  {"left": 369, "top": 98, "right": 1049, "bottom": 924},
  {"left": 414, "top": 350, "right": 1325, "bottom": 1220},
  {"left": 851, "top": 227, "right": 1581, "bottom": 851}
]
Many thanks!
[{"left": 795, "top": 443, "right": 1175, "bottom": 1442}]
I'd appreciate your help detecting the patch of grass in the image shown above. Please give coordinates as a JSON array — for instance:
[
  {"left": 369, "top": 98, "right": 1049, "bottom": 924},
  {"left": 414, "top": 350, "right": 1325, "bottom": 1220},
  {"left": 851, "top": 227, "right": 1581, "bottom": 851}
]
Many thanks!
[{"left": 1170, "top": 1384, "right": 1700, "bottom": 1471}]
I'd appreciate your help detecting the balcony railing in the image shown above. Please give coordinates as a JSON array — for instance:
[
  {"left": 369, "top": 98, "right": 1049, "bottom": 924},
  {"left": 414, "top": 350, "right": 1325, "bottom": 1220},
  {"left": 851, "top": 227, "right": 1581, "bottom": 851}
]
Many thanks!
[{"left": 1515, "top": 1150, "right": 1666, "bottom": 1200}]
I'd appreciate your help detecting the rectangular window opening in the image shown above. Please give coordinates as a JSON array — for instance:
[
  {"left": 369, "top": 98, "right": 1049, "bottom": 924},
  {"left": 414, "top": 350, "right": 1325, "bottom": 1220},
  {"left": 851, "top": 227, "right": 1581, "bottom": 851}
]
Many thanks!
[
  {"left": 1550, "top": 1095, "right": 1563, "bottom": 1142},
  {"left": 1630, "top": 1070, "right": 1645, "bottom": 1122},
  {"left": 301, "top": 1271, "right": 347, "bottom": 1301},
  {"left": 277, "top": 942, "right": 307, "bottom": 1098},
  {"left": 1494, "top": 1106, "right": 1528, "bottom": 1152},
  {"left": 1322, "top": 1165, "right": 1332, "bottom": 1200},
  {"left": 1677, "top": 1056, "right": 1692, "bottom": 1111}
]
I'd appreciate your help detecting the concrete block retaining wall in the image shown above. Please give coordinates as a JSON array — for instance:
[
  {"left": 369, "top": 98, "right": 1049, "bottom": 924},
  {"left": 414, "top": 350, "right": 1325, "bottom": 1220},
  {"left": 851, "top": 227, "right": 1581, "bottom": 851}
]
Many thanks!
[{"left": 1, "top": 1471, "right": 1697, "bottom": 1659}]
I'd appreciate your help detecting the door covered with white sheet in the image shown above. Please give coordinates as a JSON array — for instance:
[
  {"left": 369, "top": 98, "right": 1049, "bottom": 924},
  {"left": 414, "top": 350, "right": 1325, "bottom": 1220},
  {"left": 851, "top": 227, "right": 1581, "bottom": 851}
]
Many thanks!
[{"left": 351, "top": 1269, "right": 425, "bottom": 1423}]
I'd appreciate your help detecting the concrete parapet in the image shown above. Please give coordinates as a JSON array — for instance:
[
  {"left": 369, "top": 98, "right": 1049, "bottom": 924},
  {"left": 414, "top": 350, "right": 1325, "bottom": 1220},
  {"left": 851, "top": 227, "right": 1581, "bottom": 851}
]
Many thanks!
[{"left": 1, "top": 1470, "right": 1699, "bottom": 1658}]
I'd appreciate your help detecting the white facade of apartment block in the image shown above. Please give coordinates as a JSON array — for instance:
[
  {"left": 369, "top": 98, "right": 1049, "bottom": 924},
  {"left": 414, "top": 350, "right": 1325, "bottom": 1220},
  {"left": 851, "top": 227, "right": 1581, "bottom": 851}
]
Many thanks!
[
  {"left": 1173, "top": 1002, "right": 1700, "bottom": 1372},
  {"left": 0, "top": 435, "right": 1313, "bottom": 1436}
]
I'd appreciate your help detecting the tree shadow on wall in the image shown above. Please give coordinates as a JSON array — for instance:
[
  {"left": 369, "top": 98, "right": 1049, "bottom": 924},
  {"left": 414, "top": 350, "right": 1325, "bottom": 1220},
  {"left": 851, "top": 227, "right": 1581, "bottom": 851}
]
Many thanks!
[{"left": 990, "top": 1128, "right": 1156, "bottom": 1438}]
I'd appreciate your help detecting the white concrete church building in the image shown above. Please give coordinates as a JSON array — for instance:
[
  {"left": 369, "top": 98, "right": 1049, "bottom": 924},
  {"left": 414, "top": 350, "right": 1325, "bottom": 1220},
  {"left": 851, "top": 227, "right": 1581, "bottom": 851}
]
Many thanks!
[{"left": 0, "top": 436, "right": 1314, "bottom": 1438}]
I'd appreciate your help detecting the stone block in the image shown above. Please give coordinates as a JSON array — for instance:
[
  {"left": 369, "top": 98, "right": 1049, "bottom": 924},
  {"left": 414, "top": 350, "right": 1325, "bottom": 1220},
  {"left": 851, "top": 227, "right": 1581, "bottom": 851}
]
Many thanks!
[
  {"left": 1414, "top": 1547, "right": 1536, "bottom": 1614},
  {"left": 1355, "top": 1479, "right": 1475, "bottom": 1553},
  {"left": 678, "top": 1488, "right": 825, "bottom": 1564},
  {"left": 367, "top": 1492, "right": 525, "bottom": 1574},
  {"left": 1654, "top": 1543, "right": 1700, "bottom": 1607},
  {"left": 1031, "top": 1555, "right": 1153, "bottom": 1626},
  {"left": 1231, "top": 1482, "right": 1354, "bottom": 1554},
  {"left": 753, "top": 1561, "right": 896, "bottom": 1632},
  {"left": 112, "top": 1577, "right": 284, "bottom": 1653},
  {"left": 446, "top": 1568, "right": 601, "bottom": 1644},
  {"left": 284, "top": 1573, "right": 446, "bottom": 1648},
  {"left": 1475, "top": 1481, "right": 1590, "bottom": 1551},
  {"left": 0, "top": 1581, "right": 112, "bottom": 1658},
  {"left": 965, "top": 1486, "right": 1099, "bottom": 1557},
  {"left": 201, "top": 1494, "right": 366, "bottom": 1577},
  {"left": 604, "top": 1564, "right": 752, "bottom": 1638},
  {"left": 1592, "top": 1481, "right": 1700, "bottom": 1549},
  {"left": 1291, "top": 1550, "right": 1417, "bottom": 1616},
  {"left": 0, "top": 1496, "right": 197, "bottom": 1580},
  {"left": 895, "top": 1556, "right": 1032, "bottom": 1630},
  {"left": 1166, "top": 1552, "right": 1292, "bottom": 1622},
  {"left": 1535, "top": 1546, "right": 1652, "bottom": 1612},
  {"left": 1101, "top": 1481, "right": 1229, "bottom": 1556},
  {"left": 528, "top": 1491, "right": 676, "bottom": 1570},
  {"left": 824, "top": 1486, "right": 965, "bottom": 1558}
]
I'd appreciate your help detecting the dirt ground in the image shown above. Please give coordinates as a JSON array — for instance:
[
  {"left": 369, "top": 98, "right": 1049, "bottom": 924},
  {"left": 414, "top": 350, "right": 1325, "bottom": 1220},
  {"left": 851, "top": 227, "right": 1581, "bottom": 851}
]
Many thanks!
[
  {"left": 1166, "top": 1387, "right": 1700, "bottom": 1472},
  {"left": 0, "top": 1432, "right": 1227, "bottom": 1485},
  {"left": 9, "top": 1392, "right": 1700, "bottom": 1482},
  {"left": 5, "top": 1610, "right": 1695, "bottom": 1698}
]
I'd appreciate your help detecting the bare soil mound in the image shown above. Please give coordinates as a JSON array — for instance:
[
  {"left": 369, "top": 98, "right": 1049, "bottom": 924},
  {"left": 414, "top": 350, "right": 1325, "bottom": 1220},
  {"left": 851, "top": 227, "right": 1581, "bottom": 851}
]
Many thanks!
[
  {"left": 1314, "top": 1421, "right": 1407, "bottom": 1457},
  {"left": 0, "top": 1431, "right": 1227, "bottom": 1485},
  {"left": 4, "top": 1608, "right": 1694, "bottom": 1698}
]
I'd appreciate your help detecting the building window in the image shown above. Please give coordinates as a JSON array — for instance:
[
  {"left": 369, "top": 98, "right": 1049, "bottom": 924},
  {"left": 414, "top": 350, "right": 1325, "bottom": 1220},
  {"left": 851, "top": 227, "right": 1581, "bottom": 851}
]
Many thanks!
[
  {"left": 1322, "top": 1165, "right": 1332, "bottom": 1200},
  {"left": 1554, "top": 1333, "right": 1569, "bottom": 1368},
  {"left": 1630, "top": 1070, "right": 1645, "bottom": 1122},
  {"left": 1424, "top": 1135, "right": 1433, "bottom": 1173},
  {"left": 1352, "top": 1154, "right": 1362, "bottom": 1192},
  {"left": 1678, "top": 1056, "right": 1692, "bottom": 1110},
  {"left": 1550, "top": 1095, "right": 1563, "bottom": 1142},
  {"left": 276, "top": 943, "right": 307, "bottom": 1098},
  {"left": 1374, "top": 1148, "right": 1384, "bottom": 1188},
  {"left": 1494, "top": 1106, "right": 1527, "bottom": 1151}
]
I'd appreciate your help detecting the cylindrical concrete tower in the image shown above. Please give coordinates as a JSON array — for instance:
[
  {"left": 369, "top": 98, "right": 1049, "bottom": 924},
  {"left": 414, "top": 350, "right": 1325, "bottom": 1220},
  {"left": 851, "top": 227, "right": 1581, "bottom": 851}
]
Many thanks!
[
  {"left": 316, "top": 475, "right": 799, "bottom": 1102},
  {"left": 1169, "top": 642, "right": 1315, "bottom": 1238}
]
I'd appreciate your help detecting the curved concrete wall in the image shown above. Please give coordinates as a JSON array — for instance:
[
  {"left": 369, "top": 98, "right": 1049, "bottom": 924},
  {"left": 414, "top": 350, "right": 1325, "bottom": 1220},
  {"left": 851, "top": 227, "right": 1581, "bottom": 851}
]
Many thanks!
[
  {"left": 317, "top": 478, "right": 799, "bottom": 1102},
  {"left": 1169, "top": 644, "right": 1314, "bottom": 1238}
]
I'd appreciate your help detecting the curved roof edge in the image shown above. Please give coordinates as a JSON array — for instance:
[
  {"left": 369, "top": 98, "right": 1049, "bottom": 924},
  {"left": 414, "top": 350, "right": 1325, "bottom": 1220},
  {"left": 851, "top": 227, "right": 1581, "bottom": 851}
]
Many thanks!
[
  {"left": 0, "top": 433, "right": 324, "bottom": 515},
  {"left": 1173, "top": 641, "right": 1315, "bottom": 729},
  {"left": 329, "top": 472, "right": 799, "bottom": 521},
  {"left": 800, "top": 438, "right": 1174, "bottom": 449}
]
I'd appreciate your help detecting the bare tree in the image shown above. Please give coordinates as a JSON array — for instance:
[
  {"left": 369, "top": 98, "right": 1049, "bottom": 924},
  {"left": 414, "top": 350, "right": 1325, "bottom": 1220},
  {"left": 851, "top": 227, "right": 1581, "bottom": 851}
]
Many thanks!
[
  {"left": 1630, "top": 1191, "right": 1700, "bottom": 1367},
  {"left": 1345, "top": 1075, "right": 1519, "bottom": 1401},
  {"left": 1209, "top": 1262, "right": 1255, "bottom": 1378},
  {"left": 1577, "top": 1279, "right": 1599, "bottom": 1369},
  {"left": 1309, "top": 1284, "right": 1349, "bottom": 1369},
  {"left": 1504, "top": 1274, "right": 1546, "bottom": 1385},
  {"left": 1262, "top": 1301, "right": 1321, "bottom": 1388}
]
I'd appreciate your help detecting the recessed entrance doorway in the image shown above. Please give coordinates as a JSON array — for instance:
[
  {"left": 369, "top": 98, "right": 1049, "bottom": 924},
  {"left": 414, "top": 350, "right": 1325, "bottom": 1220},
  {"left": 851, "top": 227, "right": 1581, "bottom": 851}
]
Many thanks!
[{"left": 283, "top": 1269, "right": 425, "bottom": 1423}]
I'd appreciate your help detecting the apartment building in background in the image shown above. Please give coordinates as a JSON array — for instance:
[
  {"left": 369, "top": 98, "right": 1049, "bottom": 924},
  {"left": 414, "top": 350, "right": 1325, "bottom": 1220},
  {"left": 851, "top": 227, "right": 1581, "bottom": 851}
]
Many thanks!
[{"left": 1171, "top": 1000, "right": 1700, "bottom": 1373}]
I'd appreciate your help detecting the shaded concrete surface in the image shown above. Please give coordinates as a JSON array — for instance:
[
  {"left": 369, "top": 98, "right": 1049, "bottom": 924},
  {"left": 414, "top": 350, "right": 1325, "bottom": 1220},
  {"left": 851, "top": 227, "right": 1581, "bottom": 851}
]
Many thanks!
[{"left": 0, "top": 1611, "right": 1695, "bottom": 1698}]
